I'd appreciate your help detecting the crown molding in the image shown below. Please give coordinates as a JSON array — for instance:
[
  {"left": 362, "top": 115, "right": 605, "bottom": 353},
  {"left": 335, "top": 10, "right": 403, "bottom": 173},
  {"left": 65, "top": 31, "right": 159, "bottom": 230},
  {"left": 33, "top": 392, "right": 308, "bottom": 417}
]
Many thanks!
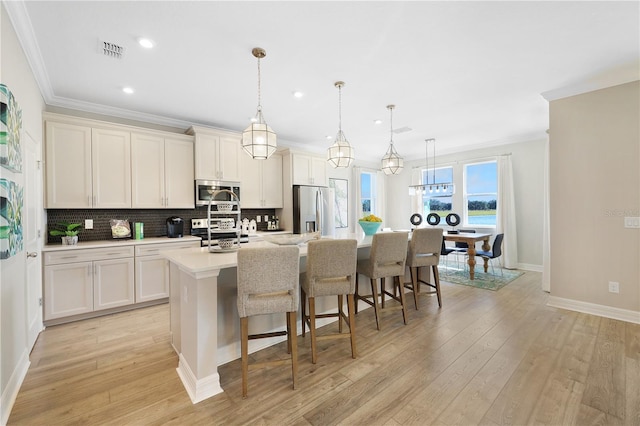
[{"left": 541, "top": 67, "right": 640, "bottom": 101}]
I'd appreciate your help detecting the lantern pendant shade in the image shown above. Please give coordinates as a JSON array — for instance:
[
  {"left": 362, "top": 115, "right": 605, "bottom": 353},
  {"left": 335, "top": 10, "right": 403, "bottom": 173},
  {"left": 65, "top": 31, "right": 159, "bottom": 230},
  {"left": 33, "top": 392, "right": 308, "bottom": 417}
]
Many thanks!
[
  {"left": 242, "top": 109, "right": 277, "bottom": 160},
  {"left": 381, "top": 144, "right": 404, "bottom": 175},
  {"left": 327, "top": 81, "right": 354, "bottom": 168},
  {"left": 243, "top": 47, "right": 276, "bottom": 160}
]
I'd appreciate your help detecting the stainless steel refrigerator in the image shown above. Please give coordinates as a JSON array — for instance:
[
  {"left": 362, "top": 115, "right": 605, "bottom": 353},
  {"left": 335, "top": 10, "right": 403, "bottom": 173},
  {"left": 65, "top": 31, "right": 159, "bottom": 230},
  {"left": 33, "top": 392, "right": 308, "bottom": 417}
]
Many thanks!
[{"left": 293, "top": 185, "right": 335, "bottom": 236}]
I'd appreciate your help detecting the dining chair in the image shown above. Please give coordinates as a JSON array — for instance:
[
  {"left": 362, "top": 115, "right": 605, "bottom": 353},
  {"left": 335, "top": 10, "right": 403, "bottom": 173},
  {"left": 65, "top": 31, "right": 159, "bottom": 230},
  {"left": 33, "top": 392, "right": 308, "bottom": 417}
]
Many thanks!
[
  {"left": 301, "top": 239, "right": 358, "bottom": 364},
  {"left": 474, "top": 233, "right": 504, "bottom": 278},
  {"left": 440, "top": 239, "right": 456, "bottom": 275},
  {"left": 355, "top": 231, "right": 409, "bottom": 330},
  {"left": 236, "top": 245, "right": 300, "bottom": 398},
  {"left": 404, "top": 227, "right": 443, "bottom": 309}
]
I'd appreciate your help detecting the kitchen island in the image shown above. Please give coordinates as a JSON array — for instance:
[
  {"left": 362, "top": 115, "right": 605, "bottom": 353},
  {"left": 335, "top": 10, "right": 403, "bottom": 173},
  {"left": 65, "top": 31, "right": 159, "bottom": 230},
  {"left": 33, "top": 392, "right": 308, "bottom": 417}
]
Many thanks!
[{"left": 162, "top": 233, "right": 373, "bottom": 403}]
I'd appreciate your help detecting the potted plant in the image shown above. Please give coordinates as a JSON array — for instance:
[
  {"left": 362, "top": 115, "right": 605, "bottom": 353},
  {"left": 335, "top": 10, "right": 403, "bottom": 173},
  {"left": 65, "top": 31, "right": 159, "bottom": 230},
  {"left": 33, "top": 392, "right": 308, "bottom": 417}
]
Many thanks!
[{"left": 49, "top": 221, "right": 82, "bottom": 245}]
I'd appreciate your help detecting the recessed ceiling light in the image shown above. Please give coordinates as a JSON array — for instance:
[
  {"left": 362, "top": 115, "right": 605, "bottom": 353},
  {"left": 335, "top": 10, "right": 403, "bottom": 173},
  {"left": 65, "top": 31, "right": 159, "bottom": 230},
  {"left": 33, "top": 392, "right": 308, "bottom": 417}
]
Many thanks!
[
  {"left": 122, "top": 87, "right": 134, "bottom": 94},
  {"left": 292, "top": 91, "right": 304, "bottom": 98},
  {"left": 138, "top": 38, "right": 154, "bottom": 49},
  {"left": 374, "top": 119, "right": 383, "bottom": 124}
]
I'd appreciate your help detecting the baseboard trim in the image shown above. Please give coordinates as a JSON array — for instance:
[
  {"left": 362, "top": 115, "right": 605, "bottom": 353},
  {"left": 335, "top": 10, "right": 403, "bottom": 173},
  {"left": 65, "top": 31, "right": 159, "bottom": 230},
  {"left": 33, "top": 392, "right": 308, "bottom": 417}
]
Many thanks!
[
  {"left": 547, "top": 296, "right": 640, "bottom": 324},
  {"left": 1, "top": 349, "right": 30, "bottom": 425},
  {"left": 517, "top": 263, "right": 543, "bottom": 272}
]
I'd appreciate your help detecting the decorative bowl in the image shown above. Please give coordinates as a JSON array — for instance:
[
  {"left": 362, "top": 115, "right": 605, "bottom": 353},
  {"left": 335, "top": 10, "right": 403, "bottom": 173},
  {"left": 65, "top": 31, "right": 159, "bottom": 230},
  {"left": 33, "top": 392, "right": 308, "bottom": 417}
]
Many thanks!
[
  {"left": 358, "top": 221, "right": 382, "bottom": 236},
  {"left": 217, "top": 202, "right": 233, "bottom": 212},
  {"left": 261, "top": 232, "right": 320, "bottom": 246},
  {"left": 218, "top": 239, "right": 235, "bottom": 249}
]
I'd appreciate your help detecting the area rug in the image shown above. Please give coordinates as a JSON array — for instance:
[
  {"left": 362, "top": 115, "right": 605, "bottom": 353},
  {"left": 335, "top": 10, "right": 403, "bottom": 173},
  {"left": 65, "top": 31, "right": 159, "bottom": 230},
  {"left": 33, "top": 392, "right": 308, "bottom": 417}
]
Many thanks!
[{"left": 438, "top": 265, "right": 524, "bottom": 291}]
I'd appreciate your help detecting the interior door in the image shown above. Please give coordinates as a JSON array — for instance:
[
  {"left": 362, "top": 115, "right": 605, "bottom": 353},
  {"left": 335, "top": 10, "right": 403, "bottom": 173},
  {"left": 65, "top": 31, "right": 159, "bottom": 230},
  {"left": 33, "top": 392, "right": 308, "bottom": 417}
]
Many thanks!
[{"left": 24, "top": 131, "right": 43, "bottom": 349}]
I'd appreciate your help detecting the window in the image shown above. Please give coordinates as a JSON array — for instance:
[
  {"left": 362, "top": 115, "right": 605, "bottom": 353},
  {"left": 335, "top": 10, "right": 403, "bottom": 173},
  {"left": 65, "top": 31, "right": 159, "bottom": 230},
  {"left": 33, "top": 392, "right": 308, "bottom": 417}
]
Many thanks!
[
  {"left": 421, "top": 166, "right": 453, "bottom": 219},
  {"left": 360, "top": 171, "right": 377, "bottom": 217},
  {"left": 464, "top": 161, "right": 497, "bottom": 226}
]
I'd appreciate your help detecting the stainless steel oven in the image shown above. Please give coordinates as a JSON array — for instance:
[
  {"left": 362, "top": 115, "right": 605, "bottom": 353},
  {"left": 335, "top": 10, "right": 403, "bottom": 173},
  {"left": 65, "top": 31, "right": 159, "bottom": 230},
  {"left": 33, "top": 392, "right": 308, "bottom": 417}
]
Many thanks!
[{"left": 195, "top": 180, "right": 241, "bottom": 207}]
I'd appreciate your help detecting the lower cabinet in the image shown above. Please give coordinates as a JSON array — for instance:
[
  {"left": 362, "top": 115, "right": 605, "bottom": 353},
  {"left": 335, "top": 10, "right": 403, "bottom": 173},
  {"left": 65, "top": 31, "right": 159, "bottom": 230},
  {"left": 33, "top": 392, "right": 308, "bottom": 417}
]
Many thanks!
[
  {"left": 44, "top": 246, "right": 134, "bottom": 321},
  {"left": 43, "top": 240, "right": 199, "bottom": 323}
]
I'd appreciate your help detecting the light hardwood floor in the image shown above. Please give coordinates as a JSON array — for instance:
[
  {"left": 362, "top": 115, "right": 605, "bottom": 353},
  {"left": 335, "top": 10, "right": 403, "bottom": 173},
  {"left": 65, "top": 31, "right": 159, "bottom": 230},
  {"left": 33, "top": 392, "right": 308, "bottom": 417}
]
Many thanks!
[{"left": 8, "top": 271, "right": 640, "bottom": 425}]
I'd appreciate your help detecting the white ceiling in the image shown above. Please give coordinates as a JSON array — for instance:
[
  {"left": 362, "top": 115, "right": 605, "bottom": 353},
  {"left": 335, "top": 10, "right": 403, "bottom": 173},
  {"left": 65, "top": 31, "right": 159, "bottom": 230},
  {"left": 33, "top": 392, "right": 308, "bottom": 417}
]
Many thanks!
[{"left": 7, "top": 1, "right": 640, "bottom": 163}]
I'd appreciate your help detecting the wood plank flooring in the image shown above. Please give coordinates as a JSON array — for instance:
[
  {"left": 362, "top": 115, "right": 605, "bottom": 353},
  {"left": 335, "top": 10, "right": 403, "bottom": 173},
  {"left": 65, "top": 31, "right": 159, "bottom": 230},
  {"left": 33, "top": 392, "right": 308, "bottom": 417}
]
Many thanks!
[{"left": 8, "top": 271, "right": 640, "bottom": 425}]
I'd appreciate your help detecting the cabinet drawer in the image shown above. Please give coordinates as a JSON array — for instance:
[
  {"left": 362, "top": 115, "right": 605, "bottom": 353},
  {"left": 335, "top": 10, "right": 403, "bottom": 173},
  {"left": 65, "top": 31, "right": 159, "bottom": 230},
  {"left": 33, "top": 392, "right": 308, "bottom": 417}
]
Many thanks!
[
  {"left": 135, "top": 241, "right": 199, "bottom": 256},
  {"left": 45, "top": 246, "right": 135, "bottom": 265}
]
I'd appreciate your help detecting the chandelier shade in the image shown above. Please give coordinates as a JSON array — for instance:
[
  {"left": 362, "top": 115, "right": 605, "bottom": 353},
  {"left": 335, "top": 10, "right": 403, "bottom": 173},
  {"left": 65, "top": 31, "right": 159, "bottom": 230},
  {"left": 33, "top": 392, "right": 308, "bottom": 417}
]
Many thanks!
[
  {"left": 381, "top": 104, "right": 404, "bottom": 175},
  {"left": 242, "top": 47, "right": 276, "bottom": 160},
  {"left": 327, "top": 81, "right": 354, "bottom": 168}
]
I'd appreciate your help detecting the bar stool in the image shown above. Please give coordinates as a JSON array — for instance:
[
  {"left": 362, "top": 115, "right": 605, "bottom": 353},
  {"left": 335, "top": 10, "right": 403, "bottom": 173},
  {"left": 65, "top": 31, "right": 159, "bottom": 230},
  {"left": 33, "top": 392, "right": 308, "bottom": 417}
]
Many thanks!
[
  {"left": 355, "top": 232, "right": 409, "bottom": 330},
  {"left": 301, "top": 239, "right": 358, "bottom": 364},
  {"left": 404, "top": 227, "right": 443, "bottom": 309},
  {"left": 236, "top": 245, "right": 300, "bottom": 398}
]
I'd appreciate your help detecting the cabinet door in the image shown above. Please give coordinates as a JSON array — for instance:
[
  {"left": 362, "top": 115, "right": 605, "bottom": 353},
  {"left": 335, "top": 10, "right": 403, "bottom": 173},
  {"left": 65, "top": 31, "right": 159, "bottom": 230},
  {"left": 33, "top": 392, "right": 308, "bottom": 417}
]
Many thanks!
[
  {"left": 135, "top": 255, "right": 169, "bottom": 302},
  {"left": 194, "top": 133, "right": 219, "bottom": 180},
  {"left": 218, "top": 135, "right": 241, "bottom": 181},
  {"left": 292, "top": 153, "right": 312, "bottom": 185},
  {"left": 93, "top": 258, "right": 135, "bottom": 311},
  {"left": 165, "top": 138, "right": 195, "bottom": 208},
  {"left": 239, "top": 152, "right": 263, "bottom": 208},
  {"left": 45, "top": 121, "right": 92, "bottom": 208},
  {"left": 44, "top": 262, "right": 93, "bottom": 320},
  {"left": 311, "top": 156, "right": 328, "bottom": 186},
  {"left": 92, "top": 128, "right": 131, "bottom": 208},
  {"left": 131, "top": 133, "right": 165, "bottom": 208},
  {"left": 262, "top": 154, "right": 283, "bottom": 208}
]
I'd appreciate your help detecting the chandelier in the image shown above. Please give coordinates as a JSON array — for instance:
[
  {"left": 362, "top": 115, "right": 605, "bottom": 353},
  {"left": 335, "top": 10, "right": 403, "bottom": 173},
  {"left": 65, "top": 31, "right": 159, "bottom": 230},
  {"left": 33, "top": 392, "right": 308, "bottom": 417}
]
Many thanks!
[
  {"left": 381, "top": 104, "right": 403, "bottom": 175},
  {"left": 241, "top": 47, "right": 277, "bottom": 160},
  {"left": 327, "top": 81, "right": 354, "bottom": 168},
  {"left": 409, "top": 138, "right": 455, "bottom": 196}
]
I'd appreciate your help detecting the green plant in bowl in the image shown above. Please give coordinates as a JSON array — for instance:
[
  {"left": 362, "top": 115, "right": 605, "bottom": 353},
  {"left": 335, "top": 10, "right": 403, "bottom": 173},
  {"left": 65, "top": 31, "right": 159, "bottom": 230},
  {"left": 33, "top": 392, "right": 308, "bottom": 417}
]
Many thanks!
[{"left": 50, "top": 221, "right": 82, "bottom": 245}]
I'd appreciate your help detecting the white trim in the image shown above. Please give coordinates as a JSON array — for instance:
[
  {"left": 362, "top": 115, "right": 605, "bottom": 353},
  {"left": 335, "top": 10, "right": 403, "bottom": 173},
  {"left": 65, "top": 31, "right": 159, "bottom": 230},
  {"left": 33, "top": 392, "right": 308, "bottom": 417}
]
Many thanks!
[
  {"left": 1, "top": 350, "right": 30, "bottom": 425},
  {"left": 541, "top": 77, "right": 640, "bottom": 101},
  {"left": 517, "top": 263, "right": 543, "bottom": 273},
  {"left": 547, "top": 296, "right": 640, "bottom": 325},
  {"left": 176, "top": 353, "right": 223, "bottom": 404}
]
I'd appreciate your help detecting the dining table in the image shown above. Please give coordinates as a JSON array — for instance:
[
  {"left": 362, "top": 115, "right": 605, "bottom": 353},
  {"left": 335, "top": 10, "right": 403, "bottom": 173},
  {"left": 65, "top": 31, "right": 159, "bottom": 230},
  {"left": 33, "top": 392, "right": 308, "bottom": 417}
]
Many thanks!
[{"left": 442, "top": 231, "right": 493, "bottom": 280}]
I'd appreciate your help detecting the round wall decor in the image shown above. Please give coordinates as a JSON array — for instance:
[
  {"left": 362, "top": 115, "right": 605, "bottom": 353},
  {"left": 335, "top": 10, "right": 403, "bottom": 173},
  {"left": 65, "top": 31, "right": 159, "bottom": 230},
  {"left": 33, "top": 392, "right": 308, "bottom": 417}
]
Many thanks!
[
  {"left": 410, "top": 213, "right": 423, "bottom": 226},
  {"left": 445, "top": 213, "right": 461, "bottom": 227},
  {"left": 426, "top": 213, "right": 441, "bottom": 226}
]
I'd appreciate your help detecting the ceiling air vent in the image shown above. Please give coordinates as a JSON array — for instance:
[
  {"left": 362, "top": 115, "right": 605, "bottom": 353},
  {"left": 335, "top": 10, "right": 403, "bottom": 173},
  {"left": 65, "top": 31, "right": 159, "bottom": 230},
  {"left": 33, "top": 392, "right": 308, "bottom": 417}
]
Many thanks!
[{"left": 98, "top": 39, "right": 125, "bottom": 59}]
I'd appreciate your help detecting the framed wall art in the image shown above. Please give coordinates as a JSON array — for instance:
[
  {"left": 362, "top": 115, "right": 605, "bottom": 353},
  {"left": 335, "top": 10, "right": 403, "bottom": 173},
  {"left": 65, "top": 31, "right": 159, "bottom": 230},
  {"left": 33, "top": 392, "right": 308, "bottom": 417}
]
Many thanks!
[
  {"left": 1, "top": 84, "right": 23, "bottom": 173},
  {"left": 0, "top": 178, "right": 24, "bottom": 259}
]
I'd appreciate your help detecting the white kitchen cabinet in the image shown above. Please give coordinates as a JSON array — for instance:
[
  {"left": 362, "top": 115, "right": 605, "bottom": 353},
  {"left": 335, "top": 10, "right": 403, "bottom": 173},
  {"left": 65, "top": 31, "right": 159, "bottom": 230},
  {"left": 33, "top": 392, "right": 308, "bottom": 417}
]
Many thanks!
[
  {"left": 43, "top": 246, "right": 135, "bottom": 321},
  {"left": 131, "top": 133, "right": 194, "bottom": 208},
  {"left": 189, "top": 126, "right": 241, "bottom": 182},
  {"left": 292, "top": 153, "right": 327, "bottom": 186},
  {"left": 240, "top": 152, "right": 283, "bottom": 208},
  {"left": 45, "top": 118, "right": 131, "bottom": 208},
  {"left": 134, "top": 241, "right": 199, "bottom": 303}
]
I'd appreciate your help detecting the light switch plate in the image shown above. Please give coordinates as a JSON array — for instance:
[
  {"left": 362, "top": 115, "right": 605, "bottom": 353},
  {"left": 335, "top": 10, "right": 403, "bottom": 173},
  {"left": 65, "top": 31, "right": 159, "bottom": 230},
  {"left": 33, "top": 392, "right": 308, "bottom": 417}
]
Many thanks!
[
  {"left": 624, "top": 217, "right": 640, "bottom": 228},
  {"left": 85, "top": 219, "right": 93, "bottom": 229}
]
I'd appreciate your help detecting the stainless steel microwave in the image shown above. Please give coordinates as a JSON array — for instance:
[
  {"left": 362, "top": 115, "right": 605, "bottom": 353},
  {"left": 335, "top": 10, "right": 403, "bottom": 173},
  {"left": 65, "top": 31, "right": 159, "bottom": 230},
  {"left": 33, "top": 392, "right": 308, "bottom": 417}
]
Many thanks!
[{"left": 195, "top": 180, "right": 241, "bottom": 206}]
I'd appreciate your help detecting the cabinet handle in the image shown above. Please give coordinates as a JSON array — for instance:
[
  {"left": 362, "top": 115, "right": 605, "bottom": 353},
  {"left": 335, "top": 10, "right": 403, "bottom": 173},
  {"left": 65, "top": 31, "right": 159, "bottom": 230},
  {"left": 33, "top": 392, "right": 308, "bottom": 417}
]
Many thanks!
[
  {"left": 106, "top": 252, "right": 123, "bottom": 256},
  {"left": 88, "top": 195, "right": 91, "bottom": 206},
  {"left": 61, "top": 255, "right": 78, "bottom": 259},
  {"left": 93, "top": 196, "right": 96, "bottom": 206}
]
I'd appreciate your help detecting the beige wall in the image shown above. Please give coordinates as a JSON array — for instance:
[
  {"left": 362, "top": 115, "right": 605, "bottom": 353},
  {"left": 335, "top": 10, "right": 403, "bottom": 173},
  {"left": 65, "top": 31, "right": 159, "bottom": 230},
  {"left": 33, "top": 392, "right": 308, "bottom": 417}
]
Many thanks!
[{"left": 549, "top": 81, "right": 639, "bottom": 313}]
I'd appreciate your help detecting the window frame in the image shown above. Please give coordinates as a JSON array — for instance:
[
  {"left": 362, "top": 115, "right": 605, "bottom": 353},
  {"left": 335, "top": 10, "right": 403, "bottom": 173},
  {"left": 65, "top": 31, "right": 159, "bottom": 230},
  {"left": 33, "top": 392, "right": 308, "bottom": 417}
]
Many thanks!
[
  {"left": 360, "top": 171, "right": 378, "bottom": 218},
  {"left": 463, "top": 160, "right": 498, "bottom": 228}
]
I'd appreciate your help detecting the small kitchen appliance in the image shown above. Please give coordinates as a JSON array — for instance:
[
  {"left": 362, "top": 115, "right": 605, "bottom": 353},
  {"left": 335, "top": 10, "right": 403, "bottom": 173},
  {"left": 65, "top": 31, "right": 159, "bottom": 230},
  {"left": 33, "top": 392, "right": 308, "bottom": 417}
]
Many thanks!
[{"left": 166, "top": 216, "right": 184, "bottom": 238}]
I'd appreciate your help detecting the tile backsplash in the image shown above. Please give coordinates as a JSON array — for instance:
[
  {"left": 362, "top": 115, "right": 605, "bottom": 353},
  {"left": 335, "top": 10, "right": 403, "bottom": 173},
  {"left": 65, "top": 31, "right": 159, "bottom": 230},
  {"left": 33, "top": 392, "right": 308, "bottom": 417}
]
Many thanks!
[{"left": 46, "top": 208, "right": 277, "bottom": 244}]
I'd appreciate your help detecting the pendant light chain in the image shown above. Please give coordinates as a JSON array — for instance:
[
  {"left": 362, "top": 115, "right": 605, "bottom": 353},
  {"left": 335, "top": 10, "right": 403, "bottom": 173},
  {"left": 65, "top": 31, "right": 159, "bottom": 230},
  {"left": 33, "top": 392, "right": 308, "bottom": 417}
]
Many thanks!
[
  {"left": 389, "top": 105, "right": 394, "bottom": 145},
  {"left": 256, "top": 55, "right": 262, "bottom": 113}
]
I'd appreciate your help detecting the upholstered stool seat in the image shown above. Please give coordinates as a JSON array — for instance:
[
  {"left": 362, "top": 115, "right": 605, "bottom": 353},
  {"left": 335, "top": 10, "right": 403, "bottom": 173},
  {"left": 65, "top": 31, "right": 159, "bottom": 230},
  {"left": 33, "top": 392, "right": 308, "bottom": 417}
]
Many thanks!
[
  {"left": 301, "top": 239, "right": 358, "bottom": 364},
  {"left": 237, "top": 245, "right": 300, "bottom": 397},
  {"left": 404, "top": 227, "right": 443, "bottom": 309}
]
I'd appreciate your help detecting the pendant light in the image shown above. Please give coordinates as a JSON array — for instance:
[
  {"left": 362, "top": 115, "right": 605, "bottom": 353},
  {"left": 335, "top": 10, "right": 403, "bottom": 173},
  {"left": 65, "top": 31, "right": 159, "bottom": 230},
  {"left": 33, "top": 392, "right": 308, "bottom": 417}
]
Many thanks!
[
  {"left": 327, "top": 81, "right": 354, "bottom": 168},
  {"left": 242, "top": 47, "right": 276, "bottom": 160},
  {"left": 409, "top": 138, "right": 455, "bottom": 196},
  {"left": 381, "top": 104, "right": 404, "bottom": 175}
]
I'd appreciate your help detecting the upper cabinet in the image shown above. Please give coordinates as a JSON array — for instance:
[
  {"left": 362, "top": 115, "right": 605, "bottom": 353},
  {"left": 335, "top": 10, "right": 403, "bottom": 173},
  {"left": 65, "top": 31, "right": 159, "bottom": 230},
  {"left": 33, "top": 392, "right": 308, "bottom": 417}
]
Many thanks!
[
  {"left": 188, "top": 126, "right": 241, "bottom": 182},
  {"left": 44, "top": 113, "right": 195, "bottom": 209},
  {"left": 240, "top": 152, "right": 283, "bottom": 208},
  {"left": 45, "top": 120, "right": 131, "bottom": 208},
  {"left": 131, "top": 133, "right": 194, "bottom": 208},
  {"left": 291, "top": 153, "right": 328, "bottom": 186}
]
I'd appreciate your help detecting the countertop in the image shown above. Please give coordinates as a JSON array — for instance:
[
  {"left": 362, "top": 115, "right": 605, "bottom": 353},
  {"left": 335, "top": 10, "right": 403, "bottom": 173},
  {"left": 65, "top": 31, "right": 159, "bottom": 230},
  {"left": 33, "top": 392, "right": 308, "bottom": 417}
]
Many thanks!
[
  {"left": 42, "top": 235, "right": 202, "bottom": 252},
  {"left": 161, "top": 233, "right": 373, "bottom": 276}
]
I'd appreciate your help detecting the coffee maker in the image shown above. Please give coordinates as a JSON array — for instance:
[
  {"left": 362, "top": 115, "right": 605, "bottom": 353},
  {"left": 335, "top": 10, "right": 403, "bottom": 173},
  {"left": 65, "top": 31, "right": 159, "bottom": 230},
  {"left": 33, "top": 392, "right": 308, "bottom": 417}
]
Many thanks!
[{"left": 166, "top": 217, "right": 184, "bottom": 238}]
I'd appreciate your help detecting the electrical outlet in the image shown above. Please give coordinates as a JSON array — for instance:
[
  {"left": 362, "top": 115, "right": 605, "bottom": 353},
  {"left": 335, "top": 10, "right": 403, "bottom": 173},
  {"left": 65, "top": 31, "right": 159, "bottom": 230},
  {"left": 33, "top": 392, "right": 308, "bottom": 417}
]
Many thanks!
[
  {"left": 85, "top": 219, "right": 93, "bottom": 229},
  {"left": 624, "top": 217, "right": 640, "bottom": 228},
  {"left": 608, "top": 281, "right": 619, "bottom": 293},
  {"left": 264, "top": 215, "right": 269, "bottom": 222},
  {"left": 256, "top": 215, "right": 261, "bottom": 223}
]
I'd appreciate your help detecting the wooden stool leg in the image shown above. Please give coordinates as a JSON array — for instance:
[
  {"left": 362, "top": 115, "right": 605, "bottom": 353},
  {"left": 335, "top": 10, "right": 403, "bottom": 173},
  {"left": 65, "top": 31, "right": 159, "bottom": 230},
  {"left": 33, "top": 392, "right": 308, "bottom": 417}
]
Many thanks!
[
  {"left": 301, "top": 288, "right": 307, "bottom": 336},
  {"left": 410, "top": 266, "right": 419, "bottom": 310},
  {"left": 370, "top": 278, "right": 381, "bottom": 330},
  {"left": 397, "top": 276, "right": 408, "bottom": 325},
  {"left": 288, "top": 311, "right": 298, "bottom": 390},
  {"left": 355, "top": 273, "right": 360, "bottom": 315},
  {"left": 433, "top": 265, "right": 442, "bottom": 308},
  {"left": 309, "top": 297, "right": 318, "bottom": 364},
  {"left": 338, "top": 294, "right": 344, "bottom": 333},
  {"left": 381, "top": 277, "right": 386, "bottom": 309},
  {"left": 240, "top": 316, "right": 249, "bottom": 398},
  {"left": 347, "top": 293, "right": 357, "bottom": 359}
]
